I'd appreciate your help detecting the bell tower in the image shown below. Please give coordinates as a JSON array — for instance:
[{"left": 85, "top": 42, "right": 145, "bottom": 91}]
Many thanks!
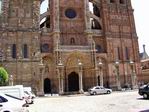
[{"left": 49, "top": 0, "right": 91, "bottom": 46}]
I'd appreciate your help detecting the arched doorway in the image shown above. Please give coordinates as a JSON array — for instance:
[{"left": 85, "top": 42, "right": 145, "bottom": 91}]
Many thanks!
[
  {"left": 44, "top": 78, "right": 51, "bottom": 94},
  {"left": 68, "top": 72, "right": 79, "bottom": 92}
]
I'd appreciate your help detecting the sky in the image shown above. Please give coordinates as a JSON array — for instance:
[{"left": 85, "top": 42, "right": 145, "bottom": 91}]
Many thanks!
[
  {"left": 41, "top": 0, "right": 149, "bottom": 55},
  {"left": 131, "top": 0, "right": 149, "bottom": 54}
]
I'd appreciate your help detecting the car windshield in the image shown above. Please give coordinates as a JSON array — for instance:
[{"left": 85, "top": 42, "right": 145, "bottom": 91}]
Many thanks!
[
  {"left": 5, "top": 94, "right": 22, "bottom": 100},
  {"left": 0, "top": 95, "right": 8, "bottom": 103}
]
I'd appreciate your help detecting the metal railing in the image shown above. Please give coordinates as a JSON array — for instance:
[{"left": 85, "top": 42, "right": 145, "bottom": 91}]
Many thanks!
[{"left": 56, "top": 45, "right": 92, "bottom": 52}]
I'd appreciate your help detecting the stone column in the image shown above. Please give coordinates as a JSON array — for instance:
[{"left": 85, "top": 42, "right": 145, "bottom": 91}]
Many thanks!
[
  {"left": 96, "top": 67, "right": 99, "bottom": 86},
  {"left": 37, "top": 61, "right": 45, "bottom": 96},
  {"left": 53, "top": 0, "right": 60, "bottom": 32},
  {"left": 53, "top": 0, "right": 60, "bottom": 62},
  {"left": 60, "top": 68, "right": 64, "bottom": 94},
  {"left": 100, "top": 67, "right": 103, "bottom": 87},
  {"left": 78, "top": 61, "right": 84, "bottom": 93},
  {"left": 130, "top": 61, "right": 137, "bottom": 89},
  {"left": 97, "top": 60, "right": 103, "bottom": 87},
  {"left": 59, "top": 66, "right": 64, "bottom": 95},
  {"left": 84, "top": 0, "right": 91, "bottom": 31},
  {"left": 115, "top": 65, "right": 121, "bottom": 90},
  {"left": 57, "top": 59, "right": 64, "bottom": 95},
  {"left": 58, "top": 69, "right": 61, "bottom": 94},
  {"left": 33, "top": 0, "right": 40, "bottom": 28}
]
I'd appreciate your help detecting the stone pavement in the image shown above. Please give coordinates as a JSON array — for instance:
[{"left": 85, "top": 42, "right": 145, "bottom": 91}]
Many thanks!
[{"left": 28, "top": 91, "right": 149, "bottom": 112}]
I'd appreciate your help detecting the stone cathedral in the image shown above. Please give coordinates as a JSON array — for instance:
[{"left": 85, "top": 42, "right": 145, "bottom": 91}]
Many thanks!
[{"left": 0, "top": 0, "right": 141, "bottom": 95}]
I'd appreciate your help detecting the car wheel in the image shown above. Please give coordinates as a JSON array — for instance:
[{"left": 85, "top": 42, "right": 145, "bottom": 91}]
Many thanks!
[
  {"left": 143, "top": 93, "right": 148, "bottom": 99},
  {"left": 107, "top": 91, "right": 111, "bottom": 94},
  {"left": 93, "top": 92, "right": 97, "bottom": 95}
]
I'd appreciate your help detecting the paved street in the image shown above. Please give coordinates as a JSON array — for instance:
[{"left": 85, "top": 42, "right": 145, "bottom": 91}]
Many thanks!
[{"left": 28, "top": 91, "right": 149, "bottom": 112}]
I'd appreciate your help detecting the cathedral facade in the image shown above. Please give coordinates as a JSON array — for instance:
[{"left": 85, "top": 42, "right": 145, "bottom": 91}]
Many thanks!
[{"left": 0, "top": 0, "right": 141, "bottom": 95}]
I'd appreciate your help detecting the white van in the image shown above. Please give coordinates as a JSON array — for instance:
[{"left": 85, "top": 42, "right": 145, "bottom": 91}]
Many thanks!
[
  {"left": 0, "top": 85, "right": 34, "bottom": 104},
  {"left": 0, "top": 85, "right": 24, "bottom": 99}
]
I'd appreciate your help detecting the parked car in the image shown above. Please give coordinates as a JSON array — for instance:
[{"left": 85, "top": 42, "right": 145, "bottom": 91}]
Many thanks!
[
  {"left": 0, "top": 93, "right": 29, "bottom": 112},
  {"left": 88, "top": 86, "right": 112, "bottom": 95},
  {"left": 138, "top": 84, "right": 149, "bottom": 99},
  {"left": 24, "top": 92, "right": 34, "bottom": 104}
]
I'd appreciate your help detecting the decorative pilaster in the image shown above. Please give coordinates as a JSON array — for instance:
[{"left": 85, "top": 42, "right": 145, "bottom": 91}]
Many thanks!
[
  {"left": 114, "top": 61, "right": 121, "bottom": 90},
  {"left": 130, "top": 60, "right": 137, "bottom": 89},
  {"left": 96, "top": 59, "right": 103, "bottom": 86},
  {"left": 37, "top": 59, "right": 45, "bottom": 96},
  {"left": 2, "top": 0, "right": 9, "bottom": 24},
  {"left": 84, "top": 0, "right": 91, "bottom": 31},
  {"left": 57, "top": 59, "right": 64, "bottom": 95},
  {"left": 33, "top": 0, "right": 40, "bottom": 29},
  {"left": 78, "top": 60, "right": 84, "bottom": 93},
  {"left": 53, "top": 0, "right": 60, "bottom": 32}
]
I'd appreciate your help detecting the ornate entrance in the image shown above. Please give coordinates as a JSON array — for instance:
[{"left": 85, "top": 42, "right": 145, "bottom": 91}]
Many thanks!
[
  {"left": 68, "top": 72, "right": 79, "bottom": 92},
  {"left": 44, "top": 78, "right": 51, "bottom": 94}
]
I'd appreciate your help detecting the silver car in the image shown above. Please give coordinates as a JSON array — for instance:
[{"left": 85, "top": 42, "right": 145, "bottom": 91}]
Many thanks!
[{"left": 88, "top": 86, "right": 112, "bottom": 95}]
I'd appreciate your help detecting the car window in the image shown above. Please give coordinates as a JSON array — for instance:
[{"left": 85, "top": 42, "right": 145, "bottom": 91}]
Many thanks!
[
  {"left": 5, "top": 94, "right": 22, "bottom": 100},
  {"left": 24, "top": 91, "right": 29, "bottom": 95},
  {"left": 95, "top": 87, "right": 100, "bottom": 89},
  {"left": 0, "top": 96, "right": 8, "bottom": 103}
]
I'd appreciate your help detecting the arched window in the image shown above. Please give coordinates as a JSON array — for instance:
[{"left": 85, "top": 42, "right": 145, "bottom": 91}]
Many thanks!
[
  {"left": 12, "top": 44, "right": 16, "bottom": 58},
  {"left": 125, "top": 47, "right": 129, "bottom": 60},
  {"left": 96, "top": 45, "right": 102, "bottom": 53},
  {"left": 93, "top": 4, "right": 100, "bottom": 17},
  {"left": 65, "top": 9, "right": 77, "bottom": 19},
  {"left": 23, "top": 44, "right": 28, "bottom": 58},
  {"left": 110, "top": 0, "right": 115, "bottom": 3},
  {"left": 91, "top": 19, "right": 102, "bottom": 30},
  {"left": 41, "top": 43, "right": 49, "bottom": 53},
  {"left": 70, "top": 38, "right": 75, "bottom": 45},
  {"left": 120, "top": 0, "right": 125, "bottom": 4}
]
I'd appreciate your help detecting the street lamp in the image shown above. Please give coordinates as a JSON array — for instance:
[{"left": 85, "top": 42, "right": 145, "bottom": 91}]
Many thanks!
[
  {"left": 57, "top": 58, "right": 64, "bottom": 95},
  {"left": 97, "top": 59, "right": 103, "bottom": 86},
  {"left": 114, "top": 60, "right": 121, "bottom": 90},
  {"left": 129, "top": 60, "right": 137, "bottom": 89},
  {"left": 78, "top": 59, "right": 84, "bottom": 93}
]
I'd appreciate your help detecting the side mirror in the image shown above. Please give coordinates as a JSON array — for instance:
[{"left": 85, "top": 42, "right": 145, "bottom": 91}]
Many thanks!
[{"left": 0, "top": 104, "right": 3, "bottom": 107}]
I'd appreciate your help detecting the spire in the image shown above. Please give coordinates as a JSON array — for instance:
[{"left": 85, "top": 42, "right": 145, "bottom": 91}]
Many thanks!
[
  {"left": 141, "top": 44, "right": 149, "bottom": 59},
  {"left": 143, "top": 44, "right": 146, "bottom": 53}
]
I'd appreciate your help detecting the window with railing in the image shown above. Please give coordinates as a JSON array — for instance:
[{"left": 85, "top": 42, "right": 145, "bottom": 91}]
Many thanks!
[
  {"left": 41, "top": 43, "right": 49, "bottom": 53},
  {"left": 96, "top": 45, "right": 103, "bottom": 53}
]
